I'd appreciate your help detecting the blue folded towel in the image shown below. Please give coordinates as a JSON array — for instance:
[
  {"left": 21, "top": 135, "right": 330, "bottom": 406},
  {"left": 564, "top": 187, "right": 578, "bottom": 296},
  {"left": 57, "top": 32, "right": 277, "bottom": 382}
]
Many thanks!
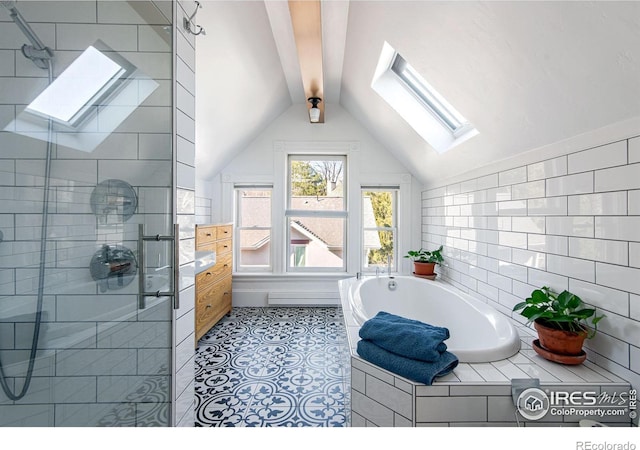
[
  {"left": 357, "top": 339, "right": 458, "bottom": 385},
  {"left": 358, "top": 311, "right": 449, "bottom": 362}
]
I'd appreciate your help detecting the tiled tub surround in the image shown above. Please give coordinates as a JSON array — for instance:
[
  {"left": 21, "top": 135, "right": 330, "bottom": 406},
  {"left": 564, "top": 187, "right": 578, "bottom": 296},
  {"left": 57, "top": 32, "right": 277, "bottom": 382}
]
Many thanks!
[
  {"left": 421, "top": 134, "right": 640, "bottom": 393},
  {"left": 341, "top": 281, "right": 633, "bottom": 427}
]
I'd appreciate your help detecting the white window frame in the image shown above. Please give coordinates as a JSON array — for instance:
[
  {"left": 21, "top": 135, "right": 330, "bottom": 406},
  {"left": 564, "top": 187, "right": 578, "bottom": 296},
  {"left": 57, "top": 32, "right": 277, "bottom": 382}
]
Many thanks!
[
  {"left": 285, "top": 154, "right": 348, "bottom": 273},
  {"left": 361, "top": 187, "right": 398, "bottom": 273},
  {"left": 234, "top": 184, "right": 273, "bottom": 272}
]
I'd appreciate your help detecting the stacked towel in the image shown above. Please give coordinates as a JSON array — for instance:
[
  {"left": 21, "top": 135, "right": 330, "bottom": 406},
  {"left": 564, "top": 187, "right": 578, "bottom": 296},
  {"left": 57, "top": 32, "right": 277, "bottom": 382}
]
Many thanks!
[
  {"left": 359, "top": 311, "right": 449, "bottom": 361},
  {"left": 357, "top": 311, "right": 458, "bottom": 385},
  {"left": 357, "top": 340, "right": 458, "bottom": 385}
]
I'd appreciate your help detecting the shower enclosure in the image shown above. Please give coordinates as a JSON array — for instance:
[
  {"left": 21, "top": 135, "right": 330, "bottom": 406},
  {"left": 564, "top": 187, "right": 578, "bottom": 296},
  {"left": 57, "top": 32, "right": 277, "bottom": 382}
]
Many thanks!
[{"left": 0, "top": 1, "right": 176, "bottom": 426}]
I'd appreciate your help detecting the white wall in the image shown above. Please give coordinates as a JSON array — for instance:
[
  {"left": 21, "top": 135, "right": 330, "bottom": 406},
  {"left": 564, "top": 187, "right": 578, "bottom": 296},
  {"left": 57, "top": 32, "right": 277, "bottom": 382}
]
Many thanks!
[
  {"left": 198, "top": 103, "right": 422, "bottom": 305},
  {"left": 422, "top": 121, "right": 640, "bottom": 390}
]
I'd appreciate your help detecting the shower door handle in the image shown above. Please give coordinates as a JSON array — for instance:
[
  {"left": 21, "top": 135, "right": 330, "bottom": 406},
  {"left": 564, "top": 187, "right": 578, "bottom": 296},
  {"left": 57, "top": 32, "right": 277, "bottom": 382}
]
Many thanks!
[
  {"left": 138, "top": 224, "right": 180, "bottom": 310},
  {"left": 172, "top": 223, "right": 180, "bottom": 310}
]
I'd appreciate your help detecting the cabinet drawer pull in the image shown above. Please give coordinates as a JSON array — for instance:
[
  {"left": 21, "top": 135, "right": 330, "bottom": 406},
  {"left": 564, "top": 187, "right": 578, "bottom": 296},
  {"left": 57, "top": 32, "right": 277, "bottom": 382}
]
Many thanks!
[
  {"left": 206, "top": 233, "right": 212, "bottom": 236},
  {"left": 206, "top": 272, "right": 212, "bottom": 276},
  {"left": 223, "top": 292, "right": 230, "bottom": 296},
  {"left": 206, "top": 304, "right": 212, "bottom": 308}
]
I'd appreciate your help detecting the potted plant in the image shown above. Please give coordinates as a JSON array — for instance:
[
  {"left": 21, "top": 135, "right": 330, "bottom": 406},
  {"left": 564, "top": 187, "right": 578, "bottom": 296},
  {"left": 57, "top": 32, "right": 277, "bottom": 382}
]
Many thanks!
[
  {"left": 512, "top": 286, "right": 604, "bottom": 364},
  {"left": 404, "top": 245, "right": 444, "bottom": 277}
]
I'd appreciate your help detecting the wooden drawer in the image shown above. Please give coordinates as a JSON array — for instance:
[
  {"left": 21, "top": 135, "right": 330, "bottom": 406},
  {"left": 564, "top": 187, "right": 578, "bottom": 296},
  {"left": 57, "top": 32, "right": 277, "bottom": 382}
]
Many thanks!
[
  {"left": 194, "top": 223, "right": 234, "bottom": 343},
  {"left": 196, "top": 225, "right": 216, "bottom": 247},
  {"left": 195, "top": 277, "right": 232, "bottom": 340},
  {"left": 216, "top": 225, "right": 232, "bottom": 240},
  {"left": 195, "top": 253, "right": 232, "bottom": 287},
  {"left": 216, "top": 238, "right": 232, "bottom": 255}
]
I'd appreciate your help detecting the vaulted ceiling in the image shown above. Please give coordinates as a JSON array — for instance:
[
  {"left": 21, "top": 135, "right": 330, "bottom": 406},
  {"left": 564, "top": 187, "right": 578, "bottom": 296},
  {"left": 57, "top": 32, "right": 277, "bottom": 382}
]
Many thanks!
[{"left": 195, "top": 1, "right": 640, "bottom": 186}]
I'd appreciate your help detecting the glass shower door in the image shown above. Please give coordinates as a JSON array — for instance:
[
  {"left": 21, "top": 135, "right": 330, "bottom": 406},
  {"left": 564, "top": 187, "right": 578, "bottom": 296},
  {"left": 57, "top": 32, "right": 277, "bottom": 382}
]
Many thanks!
[{"left": 0, "top": 0, "right": 174, "bottom": 426}]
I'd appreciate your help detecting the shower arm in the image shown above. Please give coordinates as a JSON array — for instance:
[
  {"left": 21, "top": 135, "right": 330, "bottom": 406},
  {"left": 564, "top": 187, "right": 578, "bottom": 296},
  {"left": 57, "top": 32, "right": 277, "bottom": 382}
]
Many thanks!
[{"left": 1, "top": 1, "right": 54, "bottom": 67}]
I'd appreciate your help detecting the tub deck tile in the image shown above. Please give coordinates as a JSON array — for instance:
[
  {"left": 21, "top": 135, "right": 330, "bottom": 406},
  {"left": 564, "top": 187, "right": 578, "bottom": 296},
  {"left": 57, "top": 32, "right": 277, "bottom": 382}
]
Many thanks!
[
  {"left": 450, "top": 363, "right": 484, "bottom": 382},
  {"left": 520, "top": 355, "right": 589, "bottom": 382},
  {"left": 516, "top": 364, "right": 561, "bottom": 382},
  {"left": 583, "top": 360, "right": 628, "bottom": 383},
  {"left": 490, "top": 359, "right": 530, "bottom": 379},
  {"left": 564, "top": 362, "right": 616, "bottom": 383},
  {"left": 468, "top": 363, "right": 509, "bottom": 382}
]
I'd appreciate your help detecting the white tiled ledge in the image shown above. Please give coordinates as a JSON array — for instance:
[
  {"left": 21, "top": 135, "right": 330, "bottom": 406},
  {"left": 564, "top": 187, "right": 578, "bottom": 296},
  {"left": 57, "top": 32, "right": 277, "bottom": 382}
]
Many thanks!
[
  {"left": 345, "top": 309, "right": 628, "bottom": 386},
  {"left": 345, "top": 301, "right": 635, "bottom": 427}
]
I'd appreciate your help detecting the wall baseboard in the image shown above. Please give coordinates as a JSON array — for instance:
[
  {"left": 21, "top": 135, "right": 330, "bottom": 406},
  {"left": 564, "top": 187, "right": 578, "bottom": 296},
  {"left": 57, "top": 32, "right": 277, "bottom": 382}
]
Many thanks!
[
  {"left": 230, "top": 290, "right": 340, "bottom": 307},
  {"left": 268, "top": 291, "right": 339, "bottom": 306}
]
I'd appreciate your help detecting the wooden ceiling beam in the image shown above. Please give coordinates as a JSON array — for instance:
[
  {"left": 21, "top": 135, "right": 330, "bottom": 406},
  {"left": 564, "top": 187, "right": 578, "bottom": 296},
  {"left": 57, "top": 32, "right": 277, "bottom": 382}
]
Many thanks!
[{"left": 288, "top": 0, "right": 324, "bottom": 123}]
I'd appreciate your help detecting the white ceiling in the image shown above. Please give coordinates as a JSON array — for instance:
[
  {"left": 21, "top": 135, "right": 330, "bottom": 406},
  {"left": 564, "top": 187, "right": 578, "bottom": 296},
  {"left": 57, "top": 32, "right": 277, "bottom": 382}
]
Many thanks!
[{"left": 195, "top": 1, "right": 640, "bottom": 186}]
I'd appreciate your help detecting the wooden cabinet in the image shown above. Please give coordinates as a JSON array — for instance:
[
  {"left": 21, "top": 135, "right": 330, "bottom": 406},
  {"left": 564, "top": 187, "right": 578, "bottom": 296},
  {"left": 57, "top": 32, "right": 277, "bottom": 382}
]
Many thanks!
[{"left": 195, "top": 223, "right": 233, "bottom": 343}]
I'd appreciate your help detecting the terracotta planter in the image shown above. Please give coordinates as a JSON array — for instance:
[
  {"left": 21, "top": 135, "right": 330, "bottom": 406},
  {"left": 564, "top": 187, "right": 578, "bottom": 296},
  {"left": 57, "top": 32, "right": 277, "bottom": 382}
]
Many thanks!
[
  {"left": 534, "top": 319, "right": 587, "bottom": 356},
  {"left": 413, "top": 261, "right": 436, "bottom": 276}
]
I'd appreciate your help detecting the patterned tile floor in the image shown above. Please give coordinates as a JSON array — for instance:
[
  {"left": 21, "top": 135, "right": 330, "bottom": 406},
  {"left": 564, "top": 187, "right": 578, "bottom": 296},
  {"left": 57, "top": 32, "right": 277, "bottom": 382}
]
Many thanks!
[{"left": 194, "top": 307, "right": 351, "bottom": 427}]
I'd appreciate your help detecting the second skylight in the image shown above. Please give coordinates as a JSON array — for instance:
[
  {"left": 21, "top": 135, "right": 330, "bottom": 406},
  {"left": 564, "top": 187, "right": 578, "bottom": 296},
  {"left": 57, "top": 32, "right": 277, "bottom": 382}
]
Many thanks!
[{"left": 372, "top": 42, "right": 478, "bottom": 154}]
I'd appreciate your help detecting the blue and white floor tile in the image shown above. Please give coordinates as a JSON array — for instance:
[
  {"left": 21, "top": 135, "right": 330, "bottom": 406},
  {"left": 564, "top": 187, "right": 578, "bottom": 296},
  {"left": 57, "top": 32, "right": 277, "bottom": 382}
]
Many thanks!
[{"left": 195, "top": 307, "right": 350, "bottom": 427}]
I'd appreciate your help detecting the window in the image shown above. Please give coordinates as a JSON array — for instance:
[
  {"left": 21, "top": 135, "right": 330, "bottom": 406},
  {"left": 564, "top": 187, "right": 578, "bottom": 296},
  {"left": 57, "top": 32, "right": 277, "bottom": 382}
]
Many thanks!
[
  {"left": 362, "top": 188, "right": 397, "bottom": 272},
  {"left": 26, "top": 42, "right": 136, "bottom": 128},
  {"left": 286, "top": 155, "right": 347, "bottom": 271},
  {"left": 371, "top": 42, "right": 478, "bottom": 154},
  {"left": 391, "top": 54, "right": 467, "bottom": 134},
  {"left": 235, "top": 186, "right": 272, "bottom": 271},
  {"left": 291, "top": 244, "right": 307, "bottom": 267}
]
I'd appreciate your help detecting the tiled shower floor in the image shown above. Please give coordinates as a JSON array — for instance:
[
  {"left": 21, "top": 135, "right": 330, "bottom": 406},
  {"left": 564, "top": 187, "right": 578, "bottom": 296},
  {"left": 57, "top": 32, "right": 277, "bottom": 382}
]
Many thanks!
[{"left": 194, "top": 307, "right": 350, "bottom": 427}]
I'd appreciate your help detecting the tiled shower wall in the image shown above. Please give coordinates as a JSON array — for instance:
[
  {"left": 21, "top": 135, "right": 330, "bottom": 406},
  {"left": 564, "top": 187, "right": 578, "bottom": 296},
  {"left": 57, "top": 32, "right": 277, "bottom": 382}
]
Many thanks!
[
  {"left": 0, "top": 1, "right": 176, "bottom": 426},
  {"left": 422, "top": 134, "right": 640, "bottom": 391},
  {"left": 174, "top": 0, "right": 197, "bottom": 428}
]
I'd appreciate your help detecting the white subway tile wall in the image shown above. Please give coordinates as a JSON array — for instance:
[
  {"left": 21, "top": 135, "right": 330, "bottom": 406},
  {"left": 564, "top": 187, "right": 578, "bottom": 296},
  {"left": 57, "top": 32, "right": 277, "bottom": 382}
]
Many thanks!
[
  {"left": 423, "top": 134, "right": 640, "bottom": 391},
  {"left": 0, "top": 0, "right": 179, "bottom": 427},
  {"left": 174, "top": 0, "right": 197, "bottom": 428}
]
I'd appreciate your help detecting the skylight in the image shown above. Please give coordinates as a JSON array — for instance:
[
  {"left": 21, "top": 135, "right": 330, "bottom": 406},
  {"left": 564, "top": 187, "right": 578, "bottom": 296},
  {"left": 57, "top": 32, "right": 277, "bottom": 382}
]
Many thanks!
[
  {"left": 371, "top": 42, "right": 478, "bottom": 154},
  {"left": 26, "top": 45, "right": 134, "bottom": 128},
  {"left": 5, "top": 40, "right": 158, "bottom": 153},
  {"left": 391, "top": 54, "right": 467, "bottom": 133}
]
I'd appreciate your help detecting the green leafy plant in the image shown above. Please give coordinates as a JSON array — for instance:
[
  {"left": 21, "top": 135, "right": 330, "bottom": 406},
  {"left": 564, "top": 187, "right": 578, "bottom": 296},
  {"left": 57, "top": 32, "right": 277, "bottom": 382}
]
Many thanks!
[
  {"left": 404, "top": 245, "right": 444, "bottom": 264},
  {"left": 512, "top": 286, "right": 604, "bottom": 338}
]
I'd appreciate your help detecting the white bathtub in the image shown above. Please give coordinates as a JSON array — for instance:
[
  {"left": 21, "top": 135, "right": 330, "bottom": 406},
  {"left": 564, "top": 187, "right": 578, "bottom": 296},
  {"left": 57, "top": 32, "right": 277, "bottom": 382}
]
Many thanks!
[{"left": 342, "top": 275, "right": 521, "bottom": 363}]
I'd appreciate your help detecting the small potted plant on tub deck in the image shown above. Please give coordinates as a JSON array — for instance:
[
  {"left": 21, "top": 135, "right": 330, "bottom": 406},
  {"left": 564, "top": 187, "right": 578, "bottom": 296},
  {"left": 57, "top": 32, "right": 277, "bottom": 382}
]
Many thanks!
[
  {"left": 512, "top": 286, "right": 604, "bottom": 365},
  {"left": 404, "top": 245, "right": 444, "bottom": 279}
]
